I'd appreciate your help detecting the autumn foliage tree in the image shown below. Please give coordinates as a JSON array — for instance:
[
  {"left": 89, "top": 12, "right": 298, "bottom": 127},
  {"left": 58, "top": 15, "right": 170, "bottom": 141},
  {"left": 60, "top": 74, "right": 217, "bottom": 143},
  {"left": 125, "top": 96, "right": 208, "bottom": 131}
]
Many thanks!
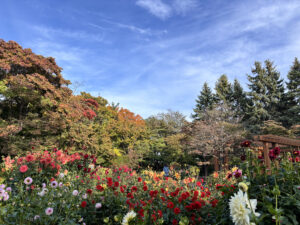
[
  {"left": 0, "top": 39, "right": 76, "bottom": 154},
  {"left": 0, "top": 39, "right": 148, "bottom": 167}
]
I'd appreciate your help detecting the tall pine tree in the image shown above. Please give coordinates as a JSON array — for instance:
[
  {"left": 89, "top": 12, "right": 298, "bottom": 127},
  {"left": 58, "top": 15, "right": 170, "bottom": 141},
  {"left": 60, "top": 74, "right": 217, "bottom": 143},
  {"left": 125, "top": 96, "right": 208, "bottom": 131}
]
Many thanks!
[
  {"left": 192, "top": 82, "right": 215, "bottom": 120},
  {"left": 232, "top": 79, "right": 248, "bottom": 118},
  {"left": 246, "top": 61, "right": 271, "bottom": 132},
  {"left": 281, "top": 58, "right": 300, "bottom": 127},
  {"left": 264, "top": 60, "right": 285, "bottom": 121},
  {"left": 246, "top": 60, "right": 285, "bottom": 133},
  {"left": 215, "top": 74, "right": 233, "bottom": 104}
]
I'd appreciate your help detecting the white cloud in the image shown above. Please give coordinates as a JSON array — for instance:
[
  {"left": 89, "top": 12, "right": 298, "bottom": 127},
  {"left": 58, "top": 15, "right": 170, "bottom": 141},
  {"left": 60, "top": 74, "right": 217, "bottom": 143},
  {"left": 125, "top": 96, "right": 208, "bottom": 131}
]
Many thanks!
[
  {"left": 136, "top": 0, "right": 198, "bottom": 19},
  {"left": 27, "top": 40, "right": 84, "bottom": 62},
  {"left": 136, "top": 0, "right": 172, "bottom": 19},
  {"left": 97, "top": 19, "right": 151, "bottom": 35},
  {"left": 31, "top": 25, "right": 105, "bottom": 43},
  {"left": 119, "top": 0, "right": 300, "bottom": 118},
  {"left": 173, "top": 0, "right": 198, "bottom": 15},
  {"left": 237, "top": 1, "right": 300, "bottom": 32}
]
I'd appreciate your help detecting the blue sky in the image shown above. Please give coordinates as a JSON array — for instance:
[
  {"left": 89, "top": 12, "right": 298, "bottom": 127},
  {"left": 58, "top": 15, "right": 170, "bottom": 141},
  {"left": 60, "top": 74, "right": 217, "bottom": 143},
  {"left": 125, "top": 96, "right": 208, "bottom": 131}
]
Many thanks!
[{"left": 1, "top": 0, "right": 300, "bottom": 119}]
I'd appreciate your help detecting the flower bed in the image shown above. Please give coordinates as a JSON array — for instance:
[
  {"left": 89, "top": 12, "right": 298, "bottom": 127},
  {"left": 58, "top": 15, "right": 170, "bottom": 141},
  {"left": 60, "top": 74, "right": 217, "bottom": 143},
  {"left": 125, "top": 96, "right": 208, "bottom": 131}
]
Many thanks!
[
  {"left": 0, "top": 143, "right": 299, "bottom": 225},
  {"left": 0, "top": 149, "right": 226, "bottom": 225}
]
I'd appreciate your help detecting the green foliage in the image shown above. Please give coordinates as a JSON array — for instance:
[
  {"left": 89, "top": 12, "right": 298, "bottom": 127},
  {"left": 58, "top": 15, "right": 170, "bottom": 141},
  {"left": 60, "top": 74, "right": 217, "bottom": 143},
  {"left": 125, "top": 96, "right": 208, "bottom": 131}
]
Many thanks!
[
  {"left": 245, "top": 60, "right": 285, "bottom": 133},
  {"left": 260, "top": 120, "right": 292, "bottom": 137},
  {"left": 215, "top": 74, "right": 233, "bottom": 104},
  {"left": 192, "top": 82, "right": 215, "bottom": 120},
  {"left": 231, "top": 79, "right": 248, "bottom": 118},
  {"left": 280, "top": 58, "right": 300, "bottom": 127},
  {"left": 144, "top": 111, "right": 188, "bottom": 169}
]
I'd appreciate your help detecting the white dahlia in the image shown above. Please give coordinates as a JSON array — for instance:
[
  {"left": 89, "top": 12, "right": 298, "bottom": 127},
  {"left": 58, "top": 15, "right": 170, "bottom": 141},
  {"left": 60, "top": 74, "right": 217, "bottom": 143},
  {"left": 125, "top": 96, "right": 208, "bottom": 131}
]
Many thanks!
[
  {"left": 122, "top": 211, "right": 137, "bottom": 225},
  {"left": 229, "top": 190, "right": 251, "bottom": 225}
]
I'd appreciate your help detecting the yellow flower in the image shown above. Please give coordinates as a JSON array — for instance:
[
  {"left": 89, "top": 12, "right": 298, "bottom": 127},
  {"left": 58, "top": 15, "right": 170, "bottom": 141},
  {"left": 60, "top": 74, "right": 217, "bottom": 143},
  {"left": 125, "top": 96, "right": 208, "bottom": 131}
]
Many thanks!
[
  {"left": 238, "top": 182, "right": 248, "bottom": 192},
  {"left": 114, "top": 215, "right": 119, "bottom": 222},
  {"left": 232, "top": 166, "right": 238, "bottom": 173},
  {"left": 103, "top": 217, "right": 109, "bottom": 223}
]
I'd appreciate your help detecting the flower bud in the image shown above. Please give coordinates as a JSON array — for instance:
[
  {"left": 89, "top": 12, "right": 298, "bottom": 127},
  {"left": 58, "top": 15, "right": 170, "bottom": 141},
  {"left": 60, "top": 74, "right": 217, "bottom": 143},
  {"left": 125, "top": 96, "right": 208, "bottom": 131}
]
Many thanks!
[{"left": 238, "top": 182, "right": 248, "bottom": 192}]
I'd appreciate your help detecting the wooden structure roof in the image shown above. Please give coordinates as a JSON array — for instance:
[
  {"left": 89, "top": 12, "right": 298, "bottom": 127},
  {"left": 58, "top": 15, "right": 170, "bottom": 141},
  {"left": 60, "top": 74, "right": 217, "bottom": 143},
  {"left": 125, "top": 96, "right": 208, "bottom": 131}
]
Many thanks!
[
  {"left": 254, "top": 134, "right": 300, "bottom": 147},
  {"left": 254, "top": 134, "right": 300, "bottom": 174}
]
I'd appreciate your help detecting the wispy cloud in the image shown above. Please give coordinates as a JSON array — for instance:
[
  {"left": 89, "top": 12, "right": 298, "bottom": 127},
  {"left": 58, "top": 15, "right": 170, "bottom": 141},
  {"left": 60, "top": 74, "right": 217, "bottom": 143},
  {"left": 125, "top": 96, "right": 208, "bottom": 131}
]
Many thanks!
[
  {"left": 101, "top": 19, "right": 151, "bottom": 35},
  {"left": 136, "top": 0, "right": 172, "bottom": 19},
  {"left": 31, "top": 25, "right": 105, "bottom": 43},
  {"left": 136, "top": 0, "right": 198, "bottom": 19},
  {"left": 27, "top": 39, "right": 84, "bottom": 62},
  {"left": 110, "top": 0, "right": 299, "bottom": 118},
  {"left": 173, "top": 0, "right": 198, "bottom": 15},
  {"left": 87, "top": 17, "right": 167, "bottom": 36}
]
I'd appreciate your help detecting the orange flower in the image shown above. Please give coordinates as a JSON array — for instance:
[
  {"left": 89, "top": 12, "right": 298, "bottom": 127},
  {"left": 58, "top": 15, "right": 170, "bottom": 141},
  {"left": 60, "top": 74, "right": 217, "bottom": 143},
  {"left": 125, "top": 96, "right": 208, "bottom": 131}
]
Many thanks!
[{"left": 213, "top": 172, "right": 219, "bottom": 178}]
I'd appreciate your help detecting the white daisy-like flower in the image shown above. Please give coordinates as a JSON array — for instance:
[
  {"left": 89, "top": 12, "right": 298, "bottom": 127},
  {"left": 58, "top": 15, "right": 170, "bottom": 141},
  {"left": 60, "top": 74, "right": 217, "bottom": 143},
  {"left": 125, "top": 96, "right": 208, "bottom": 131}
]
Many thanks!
[
  {"left": 50, "top": 181, "right": 58, "bottom": 188},
  {"left": 59, "top": 173, "right": 64, "bottom": 178},
  {"left": 45, "top": 207, "right": 53, "bottom": 216},
  {"left": 24, "top": 177, "right": 33, "bottom": 185},
  {"left": 34, "top": 215, "right": 40, "bottom": 220},
  {"left": 95, "top": 203, "right": 102, "bottom": 209},
  {"left": 38, "top": 191, "right": 45, "bottom": 197},
  {"left": 38, "top": 188, "right": 49, "bottom": 197},
  {"left": 122, "top": 211, "right": 137, "bottom": 225},
  {"left": 72, "top": 190, "right": 79, "bottom": 196},
  {"left": 82, "top": 193, "right": 88, "bottom": 199},
  {"left": 229, "top": 190, "right": 251, "bottom": 225}
]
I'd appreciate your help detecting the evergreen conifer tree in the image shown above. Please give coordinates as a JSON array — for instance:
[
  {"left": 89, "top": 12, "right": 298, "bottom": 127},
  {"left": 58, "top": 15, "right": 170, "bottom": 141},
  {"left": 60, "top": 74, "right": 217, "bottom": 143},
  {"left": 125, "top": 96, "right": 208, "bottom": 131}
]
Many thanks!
[
  {"left": 246, "top": 60, "right": 284, "bottom": 132},
  {"left": 232, "top": 79, "right": 248, "bottom": 118},
  {"left": 281, "top": 58, "right": 300, "bottom": 127},
  {"left": 264, "top": 60, "right": 285, "bottom": 121},
  {"left": 246, "top": 61, "right": 270, "bottom": 132},
  {"left": 215, "top": 74, "right": 233, "bottom": 104},
  {"left": 192, "top": 82, "right": 215, "bottom": 120}
]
